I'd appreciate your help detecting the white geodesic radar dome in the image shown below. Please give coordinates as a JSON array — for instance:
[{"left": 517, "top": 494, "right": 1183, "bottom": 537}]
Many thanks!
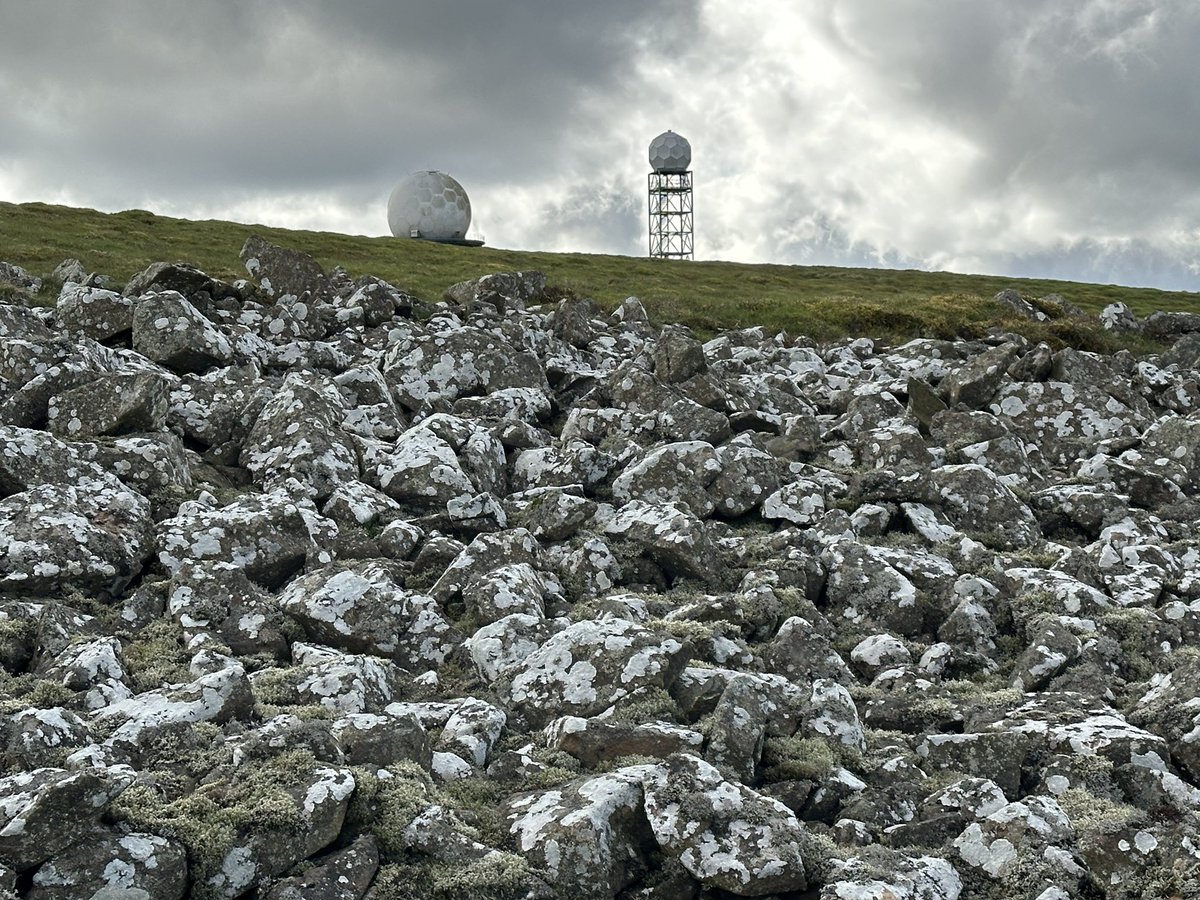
[
  {"left": 387, "top": 170, "right": 472, "bottom": 241},
  {"left": 649, "top": 131, "right": 691, "bottom": 173}
]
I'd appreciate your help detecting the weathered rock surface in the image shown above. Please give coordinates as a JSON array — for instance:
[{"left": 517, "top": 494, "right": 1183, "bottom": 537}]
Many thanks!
[{"left": 0, "top": 241, "right": 1197, "bottom": 898}]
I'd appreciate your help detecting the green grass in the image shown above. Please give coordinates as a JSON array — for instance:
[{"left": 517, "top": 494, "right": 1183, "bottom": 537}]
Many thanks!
[{"left": 2, "top": 200, "right": 1198, "bottom": 347}]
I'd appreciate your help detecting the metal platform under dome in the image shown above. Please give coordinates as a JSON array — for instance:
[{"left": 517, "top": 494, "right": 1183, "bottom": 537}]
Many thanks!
[{"left": 649, "top": 170, "right": 693, "bottom": 260}]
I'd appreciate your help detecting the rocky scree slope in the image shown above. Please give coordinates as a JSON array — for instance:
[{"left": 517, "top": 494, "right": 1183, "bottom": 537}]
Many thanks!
[{"left": 0, "top": 243, "right": 1198, "bottom": 899}]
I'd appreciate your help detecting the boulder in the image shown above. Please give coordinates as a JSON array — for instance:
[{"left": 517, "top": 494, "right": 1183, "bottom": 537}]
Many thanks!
[
  {"left": 279, "top": 561, "right": 456, "bottom": 671},
  {"left": 261, "top": 834, "right": 378, "bottom": 900},
  {"left": 46, "top": 372, "right": 171, "bottom": 439},
  {"left": 28, "top": 830, "right": 187, "bottom": 900},
  {"left": 131, "top": 291, "right": 233, "bottom": 373},
  {"left": 0, "top": 767, "right": 136, "bottom": 872},
  {"left": 612, "top": 441, "right": 721, "bottom": 516},
  {"left": 602, "top": 500, "right": 716, "bottom": 581},
  {"left": 124, "top": 261, "right": 236, "bottom": 303},
  {"left": 989, "top": 381, "right": 1148, "bottom": 467},
  {"left": 505, "top": 766, "right": 657, "bottom": 898},
  {"left": 643, "top": 753, "right": 817, "bottom": 895},
  {"left": 157, "top": 489, "right": 336, "bottom": 588},
  {"left": 56, "top": 284, "right": 133, "bottom": 341},
  {"left": 503, "top": 617, "right": 687, "bottom": 727},
  {"left": 240, "top": 236, "right": 329, "bottom": 301},
  {"left": 240, "top": 371, "right": 359, "bottom": 500},
  {"left": 203, "top": 765, "right": 356, "bottom": 899}
]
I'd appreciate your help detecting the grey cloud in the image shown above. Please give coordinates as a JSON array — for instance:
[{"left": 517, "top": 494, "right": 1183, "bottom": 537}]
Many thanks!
[
  {"left": 0, "top": 1, "right": 699, "bottom": 210},
  {"left": 817, "top": 1, "right": 1200, "bottom": 229}
]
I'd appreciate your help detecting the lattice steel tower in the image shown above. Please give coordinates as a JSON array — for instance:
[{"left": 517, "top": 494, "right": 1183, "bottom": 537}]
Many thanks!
[{"left": 648, "top": 130, "right": 693, "bottom": 260}]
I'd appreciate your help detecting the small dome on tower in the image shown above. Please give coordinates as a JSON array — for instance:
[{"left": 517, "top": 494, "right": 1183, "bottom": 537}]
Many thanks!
[{"left": 649, "top": 131, "right": 691, "bottom": 173}]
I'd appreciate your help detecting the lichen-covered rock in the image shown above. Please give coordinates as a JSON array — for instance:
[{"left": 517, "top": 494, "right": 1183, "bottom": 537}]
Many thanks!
[
  {"left": 131, "top": 291, "right": 234, "bottom": 374},
  {"left": 821, "top": 851, "right": 963, "bottom": 900},
  {"left": 505, "top": 765, "right": 657, "bottom": 898},
  {"left": 374, "top": 432, "right": 465, "bottom": 508},
  {"left": 240, "top": 371, "right": 359, "bottom": 501},
  {"left": 942, "top": 344, "right": 1018, "bottom": 410},
  {"left": 0, "top": 483, "right": 151, "bottom": 595},
  {"left": 204, "top": 764, "right": 356, "bottom": 899},
  {"left": 240, "top": 236, "right": 329, "bottom": 301},
  {"left": 642, "top": 753, "right": 818, "bottom": 895},
  {"left": 503, "top": 617, "right": 687, "bottom": 728},
  {"left": 253, "top": 643, "right": 405, "bottom": 715},
  {"left": 822, "top": 541, "right": 927, "bottom": 637},
  {"left": 437, "top": 697, "right": 507, "bottom": 768},
  {"left": 46, "top": 372, "right": 172, "bottom": 439},
  {"left": 547, "top": 715, "right": 703, "bottom": 769},
  {"left": 916, "top": 733, "right": 1027, "bottom": 799},
  {"left": 168, "top": 560, "right": 293, "bottom": 659},
  {"left": 124, "top": 261, "right": 238, "bottom": 304},
  {"left": 87, "top": 663, "right": 253, "bottom": 762},
  {"left": 952, "top": 795, "right": 1076, "bottom": 883},
  {"left": 463, "top": 562, "right": 559, "bottom": 625},
  {"left": 762, "top": 478, "right": 827, "bottom": 526},
  {"left": 430, "top": 527, "right": 542, "bottom": 604},
  {"left": 463, "top": 613, "right": 553, "bottom": 683},
  {"left": 602, "top": 500, "right": 716, "bottom": 581},
  {"left": 506, "top": 487, "right": 596, "bottom": 541},
  {"left": 0, "top": 767, "right": 136, "bottom": 872},
  {"left": 925, "top": 463, "right": 1041, "bottom": 549},
  {"left": 166, "top": 362, "right": 268, "bottom": 462},
  {"left": 28, "top": 829, "right": 187, "bottom": 900},
  {"left": 5, "top": 708, "right": 93, "bottom": 769},
  {"left": 5, "top": 244, "right": 1200, "bottom": 900},
  {"left": 279, "top": 560, "right": 455, "bottom": 671},
  {"left": 383, "top": 326, "right": 548, "bottom": 412},
  {"left": 704, "top": 673, "right": 772, "bottom": 782},
  {"left": 611, "top": 440, "right": 721, "bottom": 517},
  {"left": 330, "top": 712, "right": 431, "bottom": 769},
  {"left": 977, "top": 693, "right": 1170, "bottom": 769},
  {"left": 157, "top": 489, "right": 336, "bottom": 588},
  {"left": 56, "top": 284, "right": 133, "bottom": 341},
  {"left": 1127, "top": 657, "right": 1200, "bottom": 782},
  {"left": 43, "top": 636, "right": 132, "bottom": 711},
  {"left": 262, "top": 834, "right": 378, "bottom": 900},
  {"left": 989, "top": 381, "right": 1148, "bottom": 467}
]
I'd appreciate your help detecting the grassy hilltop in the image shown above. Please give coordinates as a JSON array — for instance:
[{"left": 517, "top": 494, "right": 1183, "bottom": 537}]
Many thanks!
[{"left": 3, "top": 200, "right": 1198, "bottom": 348}]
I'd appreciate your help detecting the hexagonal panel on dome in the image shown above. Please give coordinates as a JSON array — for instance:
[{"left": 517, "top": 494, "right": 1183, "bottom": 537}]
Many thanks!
[
  {"left": 649, "top": 131, "right": 691, "bottom": 173},
  {"left": 387, "top": 171, "right": 472, "bottom": 241}
]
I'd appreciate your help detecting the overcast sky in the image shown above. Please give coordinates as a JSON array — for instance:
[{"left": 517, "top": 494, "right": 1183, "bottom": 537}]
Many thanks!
[{"left": 3, "top": 0, "right": 1200, "bottom": 291}]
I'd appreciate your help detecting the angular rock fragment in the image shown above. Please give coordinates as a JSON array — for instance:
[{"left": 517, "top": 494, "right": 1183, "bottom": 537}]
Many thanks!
[
  {"left": 29, "top": 829, "right": 187, "bottom": 900},
  {"left": 157, "top": 489, "right": 336, "bottom": 588},
  {"left": 642, "top": 753, "right": 816, "bottom": 895},
  {"left": 0, "top": 767, "right": 136, "bottom": 872},
  {"left": 503, "top": 617, "right": 687, "bottom": 727},
  {"left": 131, "top": 291, "right": 233, "bottom": 373},
  {"left": 505, "top": 765, "right": 657, "bottom": 897}
]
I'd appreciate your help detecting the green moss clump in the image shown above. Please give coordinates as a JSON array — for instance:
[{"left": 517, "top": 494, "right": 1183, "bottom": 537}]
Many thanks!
[
  {"left": 0, "top": 674, "right": 76, "bottom": 715},
  {"left": 345, "top": 762, "right": 437, "bottom": 858},
  {"left": 111, "top": 749, "right": 322, "bottom": 900},
  {"left": 1057, "top": 786, "right": 1143, "bottom": 835},
  {"left": 121, "top": 618, "right": 192, "bottom": 692},
  {"left": 429, "top": 852, "right": 544, "bottom": 900},
  {"left": 599, "top": 685, "right": 681, "bottom": 726},
  {"left": 761, "top": 735, "right": 837, "bottom": 783}
]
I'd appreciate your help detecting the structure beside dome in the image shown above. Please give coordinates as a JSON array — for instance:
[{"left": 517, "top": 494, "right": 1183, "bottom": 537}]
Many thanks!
[
  {"left": 648, "top": 131, "right": 693, "bottom": 259},
  {"left": 387, "top": 171, "right": 483, "bottom": 246}
]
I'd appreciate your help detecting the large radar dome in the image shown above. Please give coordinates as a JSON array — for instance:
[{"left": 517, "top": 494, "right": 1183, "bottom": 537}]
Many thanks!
[
  {"left": 649, "top": 131, "right": 691, "bottom": 173},
  {"left": 387, "top": 171, "right": 472, "bottom": 242}
]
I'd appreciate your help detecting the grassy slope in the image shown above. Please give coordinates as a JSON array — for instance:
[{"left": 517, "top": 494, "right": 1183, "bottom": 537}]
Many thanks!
[{"left": 2, "top": 200, "right": 1198, "bottom": 346}]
